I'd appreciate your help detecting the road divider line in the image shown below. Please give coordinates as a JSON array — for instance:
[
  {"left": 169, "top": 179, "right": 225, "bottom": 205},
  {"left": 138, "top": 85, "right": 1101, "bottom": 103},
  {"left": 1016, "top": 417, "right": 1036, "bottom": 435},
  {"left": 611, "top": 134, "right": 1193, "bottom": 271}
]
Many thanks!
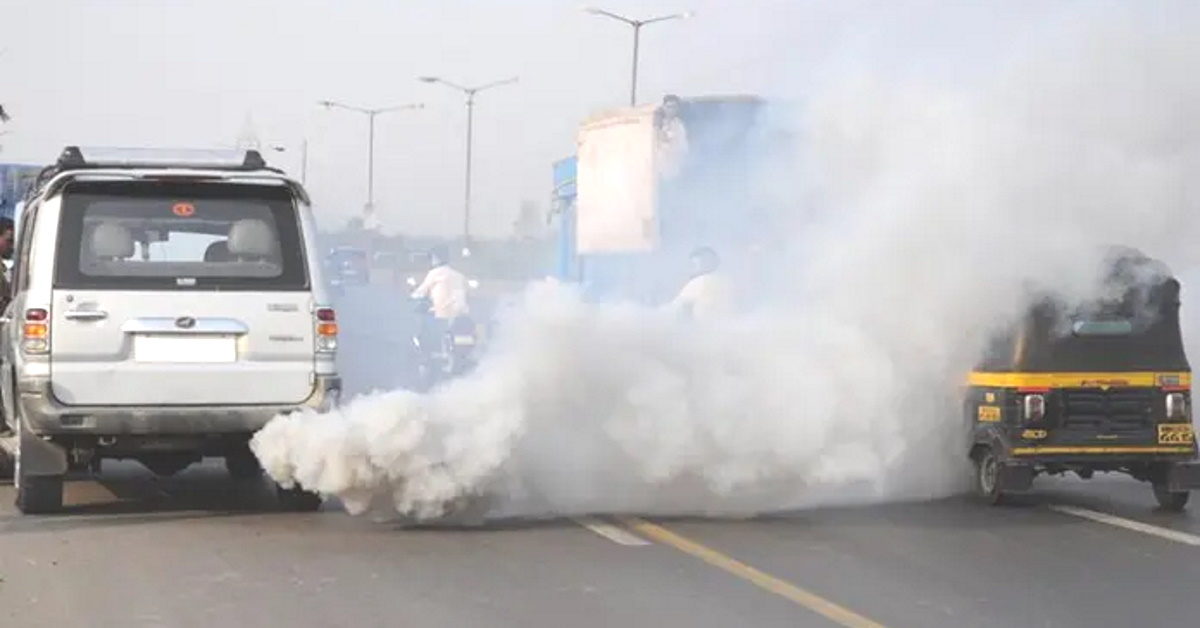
[
  {"left": 1050, "top": 504, "right": 1200, "bottom": 546},
  {"left": 573, "top": 516, "right": 651, "bottom": 546},
  {"left": 620, "top": 517, "right": 887, "bottom": 628}
]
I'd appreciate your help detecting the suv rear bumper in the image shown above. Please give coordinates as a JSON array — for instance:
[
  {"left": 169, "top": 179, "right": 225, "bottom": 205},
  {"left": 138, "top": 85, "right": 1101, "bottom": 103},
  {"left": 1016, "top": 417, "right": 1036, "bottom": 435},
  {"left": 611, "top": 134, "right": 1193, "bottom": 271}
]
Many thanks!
[{"left": 17, "top": 375, "right": 341, "bottom": 436}]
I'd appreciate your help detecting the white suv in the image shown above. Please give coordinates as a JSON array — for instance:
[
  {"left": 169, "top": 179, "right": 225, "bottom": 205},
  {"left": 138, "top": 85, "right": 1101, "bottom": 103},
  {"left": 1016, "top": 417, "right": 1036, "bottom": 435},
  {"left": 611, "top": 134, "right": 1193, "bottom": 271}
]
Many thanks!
[{"left": 1, "top": 147, "right": 340, "bottom": 513}]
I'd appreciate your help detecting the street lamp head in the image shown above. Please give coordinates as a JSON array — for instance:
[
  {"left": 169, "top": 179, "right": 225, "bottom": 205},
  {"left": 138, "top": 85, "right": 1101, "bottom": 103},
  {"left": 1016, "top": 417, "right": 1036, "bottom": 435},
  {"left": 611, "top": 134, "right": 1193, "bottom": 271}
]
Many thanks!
[
  {"left": 680, "top": 10, "right": 696, "bottom": 19},
  {"left": 318, "top": 100, "right": 335, "bottom": 109},
  {"left": 418, "top": 76, "right": 440, "bottom": 84}
]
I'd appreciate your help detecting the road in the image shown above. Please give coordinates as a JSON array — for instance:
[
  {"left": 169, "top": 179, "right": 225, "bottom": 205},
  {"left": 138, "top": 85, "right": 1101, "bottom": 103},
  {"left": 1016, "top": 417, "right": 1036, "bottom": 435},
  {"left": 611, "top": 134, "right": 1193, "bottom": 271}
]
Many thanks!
[{"left": 1, "top": 285, "right": 1199, "bottom": 627}]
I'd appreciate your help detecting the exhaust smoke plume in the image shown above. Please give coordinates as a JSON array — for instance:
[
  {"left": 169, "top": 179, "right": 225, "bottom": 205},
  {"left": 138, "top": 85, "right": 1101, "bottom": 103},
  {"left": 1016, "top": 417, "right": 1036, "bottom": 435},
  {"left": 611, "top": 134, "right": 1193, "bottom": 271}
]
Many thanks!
[{"left": 252, "top": 6, "right": 1200, "bottom": 520}]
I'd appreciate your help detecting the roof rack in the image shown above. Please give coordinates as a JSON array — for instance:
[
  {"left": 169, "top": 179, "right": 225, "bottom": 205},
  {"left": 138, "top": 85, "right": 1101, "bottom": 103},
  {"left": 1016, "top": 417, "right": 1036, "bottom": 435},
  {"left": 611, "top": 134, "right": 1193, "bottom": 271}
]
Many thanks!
[
  {"left": 21, "top": 146, "right": 294, "bottom": 206},
  {"left": 56, "top": 146, "right": 270, "bottom": 171}
]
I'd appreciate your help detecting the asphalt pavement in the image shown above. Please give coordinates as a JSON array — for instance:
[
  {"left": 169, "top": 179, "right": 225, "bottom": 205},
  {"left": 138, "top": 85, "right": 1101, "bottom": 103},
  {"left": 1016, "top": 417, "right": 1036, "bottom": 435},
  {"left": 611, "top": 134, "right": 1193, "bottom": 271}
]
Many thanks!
[{"left": 1, "top": 285, "right": 1199, "bottom": 627}]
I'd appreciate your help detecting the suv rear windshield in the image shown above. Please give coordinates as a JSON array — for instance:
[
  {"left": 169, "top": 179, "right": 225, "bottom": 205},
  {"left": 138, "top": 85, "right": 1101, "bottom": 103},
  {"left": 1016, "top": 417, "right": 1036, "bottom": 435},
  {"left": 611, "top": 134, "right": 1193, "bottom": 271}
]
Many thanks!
[{"left": 55, "top": 180, "right": 308, "bottom": 291}]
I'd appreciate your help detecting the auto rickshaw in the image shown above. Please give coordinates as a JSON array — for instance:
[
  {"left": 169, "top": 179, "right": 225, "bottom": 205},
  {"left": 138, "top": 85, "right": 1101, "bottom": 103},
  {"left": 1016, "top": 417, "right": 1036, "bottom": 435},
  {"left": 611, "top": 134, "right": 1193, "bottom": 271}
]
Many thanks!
[{"left": 967, "top": 250, "right": 1200, "bottom": 510}]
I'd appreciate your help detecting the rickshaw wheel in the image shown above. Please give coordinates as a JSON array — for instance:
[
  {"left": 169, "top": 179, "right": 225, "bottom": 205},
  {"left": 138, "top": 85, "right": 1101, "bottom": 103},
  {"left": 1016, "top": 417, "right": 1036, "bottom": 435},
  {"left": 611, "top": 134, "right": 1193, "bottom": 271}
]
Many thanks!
[
  {"left": 1152, "top": 483, "right": 1189, "bottom": 512},
  {"left": 973, "top": 447, "right": 1007, "bottom": 505}
]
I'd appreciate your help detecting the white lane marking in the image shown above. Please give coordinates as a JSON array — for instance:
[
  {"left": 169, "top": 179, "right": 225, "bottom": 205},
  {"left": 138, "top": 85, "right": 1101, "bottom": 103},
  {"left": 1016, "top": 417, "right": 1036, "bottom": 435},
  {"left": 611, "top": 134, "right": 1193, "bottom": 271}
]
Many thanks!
[
  {"left": 573, "top": 516, "right": 651, "bottom": 546},
  {"left": 1050, "top": 504, "right": 1200, "bottom": 546}
]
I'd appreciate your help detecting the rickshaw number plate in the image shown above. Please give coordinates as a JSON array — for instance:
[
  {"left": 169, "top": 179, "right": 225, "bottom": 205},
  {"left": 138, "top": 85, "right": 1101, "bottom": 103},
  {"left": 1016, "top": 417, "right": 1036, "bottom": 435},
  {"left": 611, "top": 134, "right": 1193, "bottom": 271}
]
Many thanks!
[
  {"left": 978, "top": 406, "right": 1001, "bottom": 422},
  {"left": 1158, "top": 424, "right": 1195, "bottom": 445}
]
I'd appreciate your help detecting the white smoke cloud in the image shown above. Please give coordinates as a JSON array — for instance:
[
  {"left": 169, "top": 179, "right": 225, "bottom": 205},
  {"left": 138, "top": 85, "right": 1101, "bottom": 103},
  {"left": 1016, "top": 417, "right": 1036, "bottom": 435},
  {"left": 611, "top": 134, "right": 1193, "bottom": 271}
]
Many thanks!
[{"left": 252, "top": 5, "right": 1200, "bottom": 520}]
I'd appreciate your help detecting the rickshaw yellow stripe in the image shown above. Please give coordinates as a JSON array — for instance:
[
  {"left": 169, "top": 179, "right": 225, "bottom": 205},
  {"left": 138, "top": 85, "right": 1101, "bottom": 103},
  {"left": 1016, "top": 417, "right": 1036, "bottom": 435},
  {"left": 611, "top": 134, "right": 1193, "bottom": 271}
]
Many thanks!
[
  {"left": 1011, "top": 446, "right": 1195, "bottom": 455},
  {"left": 967, "top": 371, "right": 1191, "bottom": 389}
]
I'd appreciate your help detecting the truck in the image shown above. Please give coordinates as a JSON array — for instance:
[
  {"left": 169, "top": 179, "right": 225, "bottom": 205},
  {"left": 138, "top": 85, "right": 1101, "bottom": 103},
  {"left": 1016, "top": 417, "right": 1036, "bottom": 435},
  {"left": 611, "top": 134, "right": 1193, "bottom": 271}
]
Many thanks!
[{"left": 550, "top": 95, "right": 781, "bottom": 304}]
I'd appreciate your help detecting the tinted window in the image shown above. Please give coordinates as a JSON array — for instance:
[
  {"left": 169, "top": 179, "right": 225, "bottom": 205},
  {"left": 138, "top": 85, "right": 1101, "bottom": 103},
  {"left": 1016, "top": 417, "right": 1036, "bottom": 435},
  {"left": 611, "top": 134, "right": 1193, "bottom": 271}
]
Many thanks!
[
  {"left": 55, "top": 181, "right": 308, "bottom": 291},
  {"left": 1071, "top": 319, "right": 1134, "bottom": 337}
]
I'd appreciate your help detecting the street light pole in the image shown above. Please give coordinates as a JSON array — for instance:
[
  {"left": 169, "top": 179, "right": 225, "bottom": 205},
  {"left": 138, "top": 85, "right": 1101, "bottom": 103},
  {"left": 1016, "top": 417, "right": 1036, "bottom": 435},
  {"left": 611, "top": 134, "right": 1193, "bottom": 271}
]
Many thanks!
[
  {"left": 318, "top": 100, "right": 423, "bottom": 223},
  {"left": 584, "top": 7, "right": 694, "bottom": 106},
  {"left": 418, "top": 76, "right": 518, "bottom": 248},
  {"left": 300, "top": 138, "right": 308, "bottom": 184},
  {"left": 268, "top": 141, "right": 309, "bottom": 184},
  {"left": 631, "top": 23, "right": 640, "bottom": 106},
  {"left": 367, "top": 111, "right": 376, "bottom": 213},
  {"left": 464, "top": 93, "right": 474, "bottom": 242}
]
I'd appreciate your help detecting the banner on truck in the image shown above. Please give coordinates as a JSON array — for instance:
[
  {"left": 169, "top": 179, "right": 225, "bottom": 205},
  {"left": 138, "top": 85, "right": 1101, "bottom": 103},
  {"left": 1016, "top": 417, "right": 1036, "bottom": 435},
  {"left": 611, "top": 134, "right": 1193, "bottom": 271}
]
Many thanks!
[{"left": 575, "top": 107, "right": 660, "bottom": 253}]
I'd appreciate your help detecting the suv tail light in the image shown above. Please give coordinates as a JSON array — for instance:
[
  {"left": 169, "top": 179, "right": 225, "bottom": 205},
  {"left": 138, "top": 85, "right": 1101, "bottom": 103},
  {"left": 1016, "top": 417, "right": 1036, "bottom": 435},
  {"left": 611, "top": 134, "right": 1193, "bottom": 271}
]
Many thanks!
[
  {"left": 1166, "top": 392, "right": 1190, "bottom": 420},
  {"left": 315, "top": 307, "right": 338, "bottom": 353},
  {"left": 22, "top": 308, "right": 49, "bottom": 354},
  {"left": 1022, "top": 393, "right": 1046, "bottom": 423}
]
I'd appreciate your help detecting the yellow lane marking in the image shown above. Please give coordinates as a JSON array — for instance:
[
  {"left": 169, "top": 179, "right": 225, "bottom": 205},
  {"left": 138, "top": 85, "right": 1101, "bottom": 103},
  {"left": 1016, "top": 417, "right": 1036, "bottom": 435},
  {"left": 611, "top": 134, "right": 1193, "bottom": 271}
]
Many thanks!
[
  {"left": 620, "top": 517, "right": 887, "bottom": 628},
  {"left": 1011, "top": 446, "right": 1194, "bottom": 455}
]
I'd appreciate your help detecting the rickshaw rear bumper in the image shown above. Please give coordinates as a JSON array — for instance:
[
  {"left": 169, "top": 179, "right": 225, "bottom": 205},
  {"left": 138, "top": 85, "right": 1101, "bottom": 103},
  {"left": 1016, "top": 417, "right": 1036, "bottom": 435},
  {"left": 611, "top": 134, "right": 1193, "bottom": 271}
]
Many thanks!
[{"left": 1003, "top": 453, "right": 1200, "bottom": 491}]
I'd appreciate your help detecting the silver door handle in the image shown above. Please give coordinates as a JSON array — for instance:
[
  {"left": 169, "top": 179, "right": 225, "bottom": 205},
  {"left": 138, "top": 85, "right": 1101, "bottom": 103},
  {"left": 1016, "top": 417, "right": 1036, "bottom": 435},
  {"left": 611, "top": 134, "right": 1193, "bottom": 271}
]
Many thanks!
[{"left": 65, "top": 310, "right": 108, "bottom": 321}]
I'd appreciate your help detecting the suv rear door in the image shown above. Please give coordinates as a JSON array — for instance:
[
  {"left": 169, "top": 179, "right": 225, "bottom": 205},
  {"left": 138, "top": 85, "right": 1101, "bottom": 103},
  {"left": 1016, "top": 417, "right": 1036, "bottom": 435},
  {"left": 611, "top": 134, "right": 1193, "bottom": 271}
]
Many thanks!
[{"left": 49, "top": 180, "right": 316, "bottom": 406}]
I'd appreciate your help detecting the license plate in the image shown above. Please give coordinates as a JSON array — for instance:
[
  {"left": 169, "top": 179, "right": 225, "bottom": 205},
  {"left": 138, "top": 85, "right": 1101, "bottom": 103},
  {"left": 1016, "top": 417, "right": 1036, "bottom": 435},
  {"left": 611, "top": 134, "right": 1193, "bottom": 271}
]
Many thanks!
[
  {"left": 134, "top": 335, "right": 237, "bottom": 363},
  {"left": 1158, "top": 423, "right": 1195, "bottom": 445},
  {"left": 452, "top": 335, "right": 476, "bottom": 346},
  {"left": 977, "top": 405, "right": 1001, "bottom": 422}
]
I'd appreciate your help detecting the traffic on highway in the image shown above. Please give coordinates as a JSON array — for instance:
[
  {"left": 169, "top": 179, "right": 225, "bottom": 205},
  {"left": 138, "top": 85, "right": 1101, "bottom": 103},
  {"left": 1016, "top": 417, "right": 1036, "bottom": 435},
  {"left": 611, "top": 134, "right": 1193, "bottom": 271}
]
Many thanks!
[{"left": 2, "top": 2, "right": 1200, "bottom": 627}]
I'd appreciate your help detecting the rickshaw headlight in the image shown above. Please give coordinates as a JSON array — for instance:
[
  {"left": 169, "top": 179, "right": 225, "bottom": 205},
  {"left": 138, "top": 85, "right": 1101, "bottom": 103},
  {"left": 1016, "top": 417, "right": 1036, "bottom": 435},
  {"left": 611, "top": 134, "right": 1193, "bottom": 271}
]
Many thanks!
[
  {"left": 1166, "top": 392, "right": 1189, "bottom": 420},
  {"left": 1022, "top": 394, "right": 1046, "bottom": 423}
]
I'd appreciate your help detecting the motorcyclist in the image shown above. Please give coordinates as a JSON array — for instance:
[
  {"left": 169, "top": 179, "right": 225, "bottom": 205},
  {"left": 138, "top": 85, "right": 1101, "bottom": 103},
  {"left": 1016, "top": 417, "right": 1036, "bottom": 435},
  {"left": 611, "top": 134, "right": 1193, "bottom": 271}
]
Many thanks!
[
  {"left": 670, "top": 246, "right": 733, "bottom": 320},
  {"left": 410, "top": 245, "right": 471, "bottom": 360}
]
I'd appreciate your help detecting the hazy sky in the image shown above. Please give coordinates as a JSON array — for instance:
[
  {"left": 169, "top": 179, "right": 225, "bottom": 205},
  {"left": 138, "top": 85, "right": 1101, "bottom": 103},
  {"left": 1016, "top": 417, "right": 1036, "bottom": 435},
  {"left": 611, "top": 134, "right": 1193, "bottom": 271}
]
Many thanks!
[{"left": 0, "top": 0, "right": 1082, "bottom": 236}]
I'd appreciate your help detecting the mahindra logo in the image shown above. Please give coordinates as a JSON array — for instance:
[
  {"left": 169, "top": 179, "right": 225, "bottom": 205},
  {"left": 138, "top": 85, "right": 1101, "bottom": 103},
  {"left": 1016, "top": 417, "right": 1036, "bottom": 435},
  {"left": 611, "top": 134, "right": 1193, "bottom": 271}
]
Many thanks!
[{"left": 175, "top": 316, "right": 197, "bottom": 330}]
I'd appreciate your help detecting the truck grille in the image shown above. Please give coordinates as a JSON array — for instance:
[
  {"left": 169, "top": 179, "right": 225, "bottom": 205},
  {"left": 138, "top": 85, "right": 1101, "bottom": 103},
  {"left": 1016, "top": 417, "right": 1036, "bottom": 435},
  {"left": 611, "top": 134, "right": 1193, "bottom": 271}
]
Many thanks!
[{"left": 1059, "top": 388, "right": 1154, "bottom": 432}]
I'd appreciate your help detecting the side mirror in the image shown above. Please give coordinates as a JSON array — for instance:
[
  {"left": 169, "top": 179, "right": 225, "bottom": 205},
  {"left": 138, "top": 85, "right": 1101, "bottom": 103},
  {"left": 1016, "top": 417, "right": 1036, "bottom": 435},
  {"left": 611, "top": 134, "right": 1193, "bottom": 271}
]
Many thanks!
[{"left": 468, "top": 279, "right": 480, "bottom": 290}]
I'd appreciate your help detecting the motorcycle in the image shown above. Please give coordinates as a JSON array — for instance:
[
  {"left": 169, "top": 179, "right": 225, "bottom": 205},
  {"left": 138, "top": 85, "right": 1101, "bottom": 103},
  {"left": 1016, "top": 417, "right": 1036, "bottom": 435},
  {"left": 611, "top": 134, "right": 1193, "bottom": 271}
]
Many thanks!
[{"left": 408, "top": 279, "right": 480, "bottom": 390}]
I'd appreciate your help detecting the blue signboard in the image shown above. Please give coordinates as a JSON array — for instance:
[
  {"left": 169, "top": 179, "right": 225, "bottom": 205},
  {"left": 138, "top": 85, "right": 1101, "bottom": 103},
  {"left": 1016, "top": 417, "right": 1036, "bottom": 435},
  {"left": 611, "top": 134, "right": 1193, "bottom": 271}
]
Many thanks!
[{"left": 0, "top": 164, "right": 41, "bottom": 220}]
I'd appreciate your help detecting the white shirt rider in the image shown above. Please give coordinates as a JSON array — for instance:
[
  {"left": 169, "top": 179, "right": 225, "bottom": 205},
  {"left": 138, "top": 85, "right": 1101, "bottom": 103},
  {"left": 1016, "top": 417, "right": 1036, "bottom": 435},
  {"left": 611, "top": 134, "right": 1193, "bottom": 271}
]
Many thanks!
[
  {"left": 670, "top": 247, "right": 733, "bottom": 320},
  {"left": 411, "top": 262, "right": 470, "bottom": 320}
]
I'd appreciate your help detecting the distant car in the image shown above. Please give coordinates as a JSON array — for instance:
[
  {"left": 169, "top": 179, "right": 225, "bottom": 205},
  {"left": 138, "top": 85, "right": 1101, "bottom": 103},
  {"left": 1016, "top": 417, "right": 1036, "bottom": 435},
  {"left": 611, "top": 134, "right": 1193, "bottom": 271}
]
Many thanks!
[
  {"left": 1, "top": 146, "right": 339, "bottom": 513},
  {"left": 327, "top": 247, "right": 369, "bottom": 286}
]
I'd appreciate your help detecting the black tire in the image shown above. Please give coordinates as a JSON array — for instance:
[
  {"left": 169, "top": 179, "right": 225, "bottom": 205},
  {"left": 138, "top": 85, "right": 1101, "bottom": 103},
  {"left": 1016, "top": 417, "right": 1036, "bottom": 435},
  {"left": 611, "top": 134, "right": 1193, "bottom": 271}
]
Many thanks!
[
  {"left": 16, "top": 474, "right": 63, "bottom": 514},
  {"left": 13, "top": 413, "right": 63, "bottom": 514},
  {"left": 974, "top": 447, "right": 1007, "bottom": 505},
  {"left": 1153, "top": 483, "right": 1190, "bottom": 512},
  {"left": 225, "top": 449, "right": 263, "bottom": 480},
  {"left": 277, "top": 486, "right": 322, "bottom": 512}
]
